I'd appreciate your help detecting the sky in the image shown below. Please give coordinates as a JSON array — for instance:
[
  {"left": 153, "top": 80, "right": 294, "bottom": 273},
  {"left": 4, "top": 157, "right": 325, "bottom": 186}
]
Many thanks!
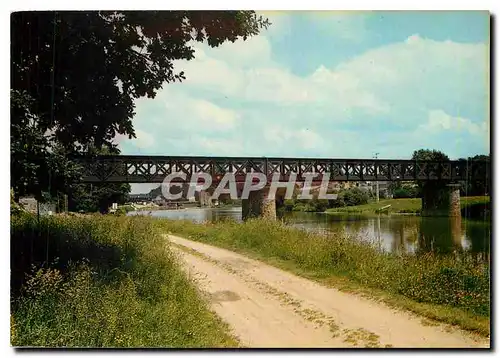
[{"left": 117, "top": 11, "right": 491, "bottom": 194}]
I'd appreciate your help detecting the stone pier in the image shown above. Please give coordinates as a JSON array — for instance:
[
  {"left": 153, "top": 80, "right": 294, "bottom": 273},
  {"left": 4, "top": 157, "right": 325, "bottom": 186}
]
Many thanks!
[
  {"left": 421, "top": 183, "right": 462, "bottom": 217},
  {"left": 450, "top": 215, "right": 462, "bottom": 247},
  {"left": 241, "top": 185, "right": 277, "bottom": 221},
  {"left": 447, "top": 184, "right": 461, "bottom": 217}
]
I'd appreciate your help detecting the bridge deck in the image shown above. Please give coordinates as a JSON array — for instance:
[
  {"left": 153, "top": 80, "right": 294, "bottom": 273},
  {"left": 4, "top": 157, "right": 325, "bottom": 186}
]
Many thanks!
[{"left": 72, "top": 155, "right": 490, "bottom": 184}]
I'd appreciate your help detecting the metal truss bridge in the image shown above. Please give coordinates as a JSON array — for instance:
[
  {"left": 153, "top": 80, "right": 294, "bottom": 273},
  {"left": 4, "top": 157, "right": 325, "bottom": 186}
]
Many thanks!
[{"left": 71, "top": 155, "right": 490, "bottom": 184}]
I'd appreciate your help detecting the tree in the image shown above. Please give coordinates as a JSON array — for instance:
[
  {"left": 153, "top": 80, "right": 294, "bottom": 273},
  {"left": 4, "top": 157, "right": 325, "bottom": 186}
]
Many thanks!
[
  {"left": 412, "top": 149, "right": 450, "bottom": 215},
  {"left": 11, "top": 89, "right": 82, "bottom": 201},
  {"left": 393, "top": 185, "right": 421, "bottom": 199},
  {"left": 411, "top": 148, "right": 449, "bottom": 162},
  {"left": 457, "top": 154, "right": 490, "bottom": 196},
  {"left": 67, "top": 146, "right": 131, "bottom": 213},
  {"left": 340, "top": 187, "right": 370, "bottom": 206},
  {"left": 68, "top": 182, "right": 131, "bottom": 214},
  {"left": 11, "top": 11, "right": 270, "bottom": 200}
]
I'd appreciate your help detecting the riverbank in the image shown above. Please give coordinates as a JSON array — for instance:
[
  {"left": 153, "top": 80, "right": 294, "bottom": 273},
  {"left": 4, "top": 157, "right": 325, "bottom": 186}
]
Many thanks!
[
  {"left": 325, "top": 196, "right": 490, "bottom": 218},
  {"left": 156, "top": 218, "right": 490, "bottom": 337},
  {"left": 10, "top": 214, "right": 238, "bottom": 347}
]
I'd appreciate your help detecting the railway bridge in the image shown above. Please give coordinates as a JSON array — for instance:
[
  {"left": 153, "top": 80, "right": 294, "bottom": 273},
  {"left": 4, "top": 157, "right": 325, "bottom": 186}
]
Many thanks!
[{"left": 71, "top": 155, "right": 490, "bottom": 220}]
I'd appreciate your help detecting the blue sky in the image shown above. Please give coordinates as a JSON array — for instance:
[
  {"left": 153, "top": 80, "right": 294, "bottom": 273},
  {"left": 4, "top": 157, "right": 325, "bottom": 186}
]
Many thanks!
[{"left": 117, "top": 11, "right": 490, "bottom": 193}]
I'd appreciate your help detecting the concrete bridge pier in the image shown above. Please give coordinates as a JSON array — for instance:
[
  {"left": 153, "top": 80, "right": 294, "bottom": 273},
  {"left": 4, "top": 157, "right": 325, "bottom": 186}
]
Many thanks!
[
  {"left": 448, "top": 184, "right": 461, "bottom": 218},
  {"left": 421, "top": 183, "right": 461, "bottom": 217},
  {"left": 242, "top": 185, "right": 278, "bottom": 221}
]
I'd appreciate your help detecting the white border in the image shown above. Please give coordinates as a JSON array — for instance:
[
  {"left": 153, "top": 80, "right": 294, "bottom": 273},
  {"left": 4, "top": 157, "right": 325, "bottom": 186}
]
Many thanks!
[
  {"left": 2, "top": 2, "right": 496, "bottom": 358},
  {"left": 3, "top": 1, "right": 500, "bottom": 10}
]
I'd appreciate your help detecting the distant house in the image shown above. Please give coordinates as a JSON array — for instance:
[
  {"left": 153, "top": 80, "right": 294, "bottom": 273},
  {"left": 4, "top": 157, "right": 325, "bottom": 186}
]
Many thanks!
[{"left": 18, "top": 196, "right": 56, "bottom": 215}]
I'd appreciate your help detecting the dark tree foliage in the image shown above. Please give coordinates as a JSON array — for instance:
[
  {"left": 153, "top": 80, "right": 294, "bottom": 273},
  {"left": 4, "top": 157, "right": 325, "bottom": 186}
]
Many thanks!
[
  {"left": 411, "top": 149, "right": 450, "bottom": 214},
  {"left": 457, "top": 154, "right": 490, "bottom": 196},
  {"left": 339, "top": 187, "right": 370, "bottom": 207},
  {"left": 392, "top": 185, "right": 421, "bottom": 199},
  {"left": 11, "top": 88, "right": 82, "bottom": 200},
  {"left": 411, "top": 149, "right": 450, "bottom": 162},
  {"left": 67, "top": 146, "right": 131, "bottom": 213},
  {"left": 68, "top": 183, "right": 131, "bottom": 214},
  {"left": 11, "top": 11, "right": 270, "bottom": 203}
]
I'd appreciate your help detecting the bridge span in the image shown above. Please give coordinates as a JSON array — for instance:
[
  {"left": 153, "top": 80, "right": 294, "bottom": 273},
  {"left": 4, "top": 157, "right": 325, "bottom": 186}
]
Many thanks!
[
  {"left": 71, "top": 155, "right": 490, "bottom": 220},
  {"left": 72, "top": 155, "right": 488, "bottom": 183}
]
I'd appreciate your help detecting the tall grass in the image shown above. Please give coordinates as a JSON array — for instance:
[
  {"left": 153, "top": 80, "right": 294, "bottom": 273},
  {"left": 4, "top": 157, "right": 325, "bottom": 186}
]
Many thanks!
[
  {"left": 158, "top": 218, "right": 490, "bottom": 334},
  {"left": 326, "top": 196, "right": 490, "bottom": 218},
  {"left": 10, "top": 213, "right": 238, "bottom": 348}
]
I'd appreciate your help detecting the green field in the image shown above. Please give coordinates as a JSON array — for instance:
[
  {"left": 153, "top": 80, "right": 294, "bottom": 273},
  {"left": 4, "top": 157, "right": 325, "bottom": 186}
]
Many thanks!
[
  {"left": 325, "top": 196, "right": 490, "bottom": 216},
  {"left": 10, "top": 214, "right": 238, "bottom": 348},
  {"left": 157, "top": 218, "right": 490, "bottom": 337}
]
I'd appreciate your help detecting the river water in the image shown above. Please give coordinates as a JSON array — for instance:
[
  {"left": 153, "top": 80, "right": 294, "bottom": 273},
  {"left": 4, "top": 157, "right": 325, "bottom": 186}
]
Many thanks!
[{"left": 129, "top": 207, "right": 490, "bottom": 257}]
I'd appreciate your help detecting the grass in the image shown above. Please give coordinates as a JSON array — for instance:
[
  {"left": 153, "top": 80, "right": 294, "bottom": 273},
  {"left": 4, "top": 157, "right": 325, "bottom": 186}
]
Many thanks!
[
  {"left": 156, "top": 218, "right": 490, "bottom": 337},
  {"left": 326, "top": 198, "right": 422, "bottom": 214},
  {"left": 10, "top": 213, "right": 238, "bottom": 348},
  {"left": 325, "top": 196, "right": 490, "bottom": 216}
]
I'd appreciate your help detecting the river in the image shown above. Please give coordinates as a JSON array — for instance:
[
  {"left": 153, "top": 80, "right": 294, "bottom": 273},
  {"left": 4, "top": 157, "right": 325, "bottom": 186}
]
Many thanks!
[{"left": 129, "top": 207, "right": 490, "bottom": 257}]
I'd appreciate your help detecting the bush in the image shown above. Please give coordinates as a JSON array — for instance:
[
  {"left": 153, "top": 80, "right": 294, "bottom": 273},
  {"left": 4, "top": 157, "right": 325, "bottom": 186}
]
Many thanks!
[
  {"left": 329, "top": 197, "right": 346, "bottom": 208},
  {"left": 393, "top": 186, "right": 421, "bottom": 199},
  {"left": 337, "top": 188, "right": 370, "bottom": 206},
  {"left": 282, "top": 199, "right": 295, "bottom": 212},
  {"left": 283, "top": 198, "right": 330, "bottom": 213},
  {"left": 114, "top": 205, "right": 135, "bottom": 216}
]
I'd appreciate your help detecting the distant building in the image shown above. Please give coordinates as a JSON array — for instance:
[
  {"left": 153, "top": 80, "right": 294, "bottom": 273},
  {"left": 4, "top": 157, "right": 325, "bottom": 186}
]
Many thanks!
[
  {"left": 128, "top": 193, "right": 154, "bottom": 202},
  {"left": 18, "top": 197, "right": 56, "bottom": 215},
  {"left": 198, "top": 191, "right": 212, "bottom": 206}
]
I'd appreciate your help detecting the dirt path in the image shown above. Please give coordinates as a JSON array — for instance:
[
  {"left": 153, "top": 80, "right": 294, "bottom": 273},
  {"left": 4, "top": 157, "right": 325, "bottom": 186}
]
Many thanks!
[{"left": 167, "top": 234, "right": 489, "bottom": 348}]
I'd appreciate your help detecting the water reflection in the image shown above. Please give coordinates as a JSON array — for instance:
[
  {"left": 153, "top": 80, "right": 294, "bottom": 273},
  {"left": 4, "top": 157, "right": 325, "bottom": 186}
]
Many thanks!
[
  {"left": 129, "top": 207, "right": 490, "bottom": 257},
  {"left": 417, "top": 217, "right": 451, "bottom": 254}
]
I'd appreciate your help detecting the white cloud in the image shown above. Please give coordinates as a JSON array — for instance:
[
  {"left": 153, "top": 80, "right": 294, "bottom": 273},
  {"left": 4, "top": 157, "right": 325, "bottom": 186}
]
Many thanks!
[
  {"left": 130, "top": 129, "right": 155, "bottom": 149},
  {"left": 178, "top": 48, "right": 244, "bottom": 96},
  {"left": 175, "top": 40, "right": 390, "bottom": 113},
  {"left": 257, "top": 11, "right": 292, "bottom": 40},
  {"left": 203, "top": 34, "right": 272, "bottom": 67},
  {"left": 121, "top": 27, "right": 488, "bottom": 161},
  {"left": 263, "top": 126, "right": 325, "bottom": 152},
  {"left": 422, "top": 110, "right": 488, "bottom": 137},
  {"left": 134, "top": 87, "right": 240, "bottom": 134},
  {"left": 331, "top": 34, "right": 487, "bottom": 111},
  {"left": 196, "top": 136, "right": 243, "bottom": 155},
  {"left": 191, "top": 100, "right": 239, "bottom": 129},
  {"left": 174, "top": 33, "right": 486, "bottom": 119}
]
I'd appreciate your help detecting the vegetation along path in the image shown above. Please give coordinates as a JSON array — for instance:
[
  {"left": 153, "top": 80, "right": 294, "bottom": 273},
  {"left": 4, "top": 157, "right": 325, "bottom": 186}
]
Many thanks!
[{"left": 167, "top": 234, "right": 489, "bottom": 348}]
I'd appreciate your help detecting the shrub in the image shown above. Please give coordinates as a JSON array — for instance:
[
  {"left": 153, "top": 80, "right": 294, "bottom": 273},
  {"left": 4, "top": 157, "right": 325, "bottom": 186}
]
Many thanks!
[
  {"left": 393, "top": 186, "right": 421, "bottom": 199},
  {"left": 114, "top": 205, "right": 135, "bottom": 216},
  {"left": 338, "top": 188, "right": 370, "bottom": 206}
]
